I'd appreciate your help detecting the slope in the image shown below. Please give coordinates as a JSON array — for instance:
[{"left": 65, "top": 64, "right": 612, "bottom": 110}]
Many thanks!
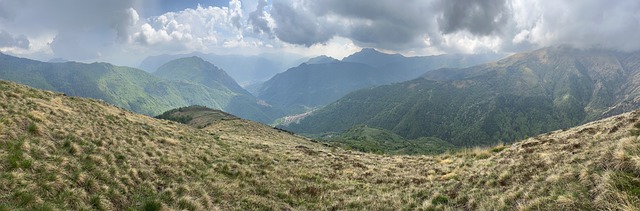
[
  {"left": 286, "top": 47, "right": 640, "bottom": 146},
  {"left": 1, "top": 80, "right": 639, "bottom": 210},
  {"left": 156, "top": 105, "right": 239, "bottom": 129},
  {"left": 318, "top": 125, "right": 457, "bottom": 155},
  {"left": 154, "top": 56, "right": 249, "bottom": 95},
  {"left": 0, "top": 53, "right": 278, "bottom": 123}
]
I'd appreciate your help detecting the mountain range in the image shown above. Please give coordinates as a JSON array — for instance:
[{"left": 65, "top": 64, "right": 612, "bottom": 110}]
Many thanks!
[
  {"left": 285, "top": 47, "right": 640, "bottom": 146},
  {"left": 258, "top": 48, "right": 503, "bottom": 114},
  {"left": 1, "top": 80, "right": 638, "bottom": 210},
  {"left": 0, "top": 53, "right": 280, "bottom": 123}
]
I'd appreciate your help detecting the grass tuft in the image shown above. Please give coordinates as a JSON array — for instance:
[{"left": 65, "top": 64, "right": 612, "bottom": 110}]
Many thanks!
[
  {"left": 141, "top": 200, "right": 163, "bottom": 211},
  {"left": 431, "top": 195, "right": 449, "bottom": 205}
]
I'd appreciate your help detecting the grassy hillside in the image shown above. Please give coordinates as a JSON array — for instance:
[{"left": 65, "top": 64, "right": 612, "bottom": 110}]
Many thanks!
[
  {"left": 0, "top": 80, "right": 639, "bottom": 210},
  {"left": 0, "top": 53, "right": 279, "bottom": 123},
  {"left": 287, "top": 47, "right": 640, "bottom": 146},
  {"left": 317, "top": 125, "right": 457, "bottom": 155},
  {"left": 156, "top": 105, "right": 239, "bottom": 129}
]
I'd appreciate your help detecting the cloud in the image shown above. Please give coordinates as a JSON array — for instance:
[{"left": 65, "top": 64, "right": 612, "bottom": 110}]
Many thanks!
[
  {"left": 270, "top": 1, "right": 335, "bottom": 46},
  {"left": 267, "top": 0, "right": 438, "bottom": 50},
  {"left": 510, "top": 0, "right": 640, "bottom": 52},
  {"left": 0, "top": 30, "right": 29, "bottom": 49},
  {"left": 437, "top": 0, "right": 509, "bottom": 35},
  {"left": 128, "top": 2, "right": 258, "bottom": 53},
  {"left": 0, "top": 0, "right": 145, "bottom": 60},
  {"left": 248, "top": 0, "right": 272, "bottom": 35},
  {"left": 260, "top": 0, "right": 640, "bottom": 54},
  {"left": 1, "top": 0, "right": 640, "bottom": 65}
]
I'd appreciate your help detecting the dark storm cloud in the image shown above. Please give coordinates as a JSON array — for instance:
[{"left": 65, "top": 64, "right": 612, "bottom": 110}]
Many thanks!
[
  {"left": 0, "top": 30, "right": 29, "bottom": 49},
  {"left": 270, "top": 1, "right": 335, "bottom": 46},
  {"left": 248, "top": 0, "right": 272, "bottom": 34},
  {"left": 437, "top": 0, "right": 509, "bottom": 35},
  {"left": 267, "top": 0, "right": 437, "bottom": 49}
]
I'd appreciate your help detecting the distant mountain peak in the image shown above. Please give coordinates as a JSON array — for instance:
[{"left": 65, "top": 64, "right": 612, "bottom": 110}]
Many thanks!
[
  {"left": 305, "top": 55, "right": 339, "bottom": 64},
  {"left": 48, "top": 58, "right": 70, "bottom": 63},
  {"left": 342, "top": 48, "right": 405, "bottom": 67},
  {"left": 352, "top": 48, "right": 388, "bottom": 56}
]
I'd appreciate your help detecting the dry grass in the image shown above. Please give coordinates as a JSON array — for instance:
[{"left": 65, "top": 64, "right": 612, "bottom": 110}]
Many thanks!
[{"left": 0, "top": 80, "right": 639, "bottom": 210}]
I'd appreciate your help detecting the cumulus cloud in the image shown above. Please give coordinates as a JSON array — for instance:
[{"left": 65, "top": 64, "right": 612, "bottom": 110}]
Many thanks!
[
  {"left": 248, "top": 0, "right": 272, "bottom": 35},
  {"left": 128, "top": 2, "right": 259, "bottom": 53},
  {"left": 0, "top": 30, "right": 29, "bottom": 49}
]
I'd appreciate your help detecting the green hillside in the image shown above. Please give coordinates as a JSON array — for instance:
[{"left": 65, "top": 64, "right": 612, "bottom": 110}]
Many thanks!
[
  {"left": 0, "top": 53, "right": 279, "bottom": 123},
  {"left": 318, "top": 125, "right": 457, "bottom": 155},
  {"left": 154, "top": 56, "right": 249, "bottom": 95},
  {"left": 156, "top": 105, "right": 239, "bottom": 129},
  {"left": 286, "top": 47, "right": 640, "bottom": 146}
]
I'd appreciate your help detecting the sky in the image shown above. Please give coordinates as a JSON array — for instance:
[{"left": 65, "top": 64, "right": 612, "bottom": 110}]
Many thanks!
[{"left": 0, "top": 0, "right": 639, "bottom": 66}]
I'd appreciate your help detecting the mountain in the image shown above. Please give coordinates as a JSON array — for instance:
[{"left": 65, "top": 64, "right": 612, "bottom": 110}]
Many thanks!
[
  {"left": 342, "top": 48, "right": 406, "bottom": 67},
  {"left": 154, "top": 56, "right": 249, "bottom": 95},
  {"left": 304, "top": 55, "right": 339, "bottom": 64},
  {"left": 258, "top": 49, "right": 502, "bottom": 114},
  {"left": 1, "top": 80, "right": 639, "bottom": 210},
  {"left": 153, "top": 56, "right": 283, "bottom": 123},
  {"left": 285, "top": 47, "right": 640, "bottom": 146},
  {"left": 0, "top": 53, "right": 278, "bottom": 123},
  {"left": 47, "top": 58, "right": 70, "bottom": 63},
  {"left": 258, "top": 62, "right": 381, "bottom": 113},
  {"left": 139, "top": 52, "right": 305, "bottom": 85}
]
